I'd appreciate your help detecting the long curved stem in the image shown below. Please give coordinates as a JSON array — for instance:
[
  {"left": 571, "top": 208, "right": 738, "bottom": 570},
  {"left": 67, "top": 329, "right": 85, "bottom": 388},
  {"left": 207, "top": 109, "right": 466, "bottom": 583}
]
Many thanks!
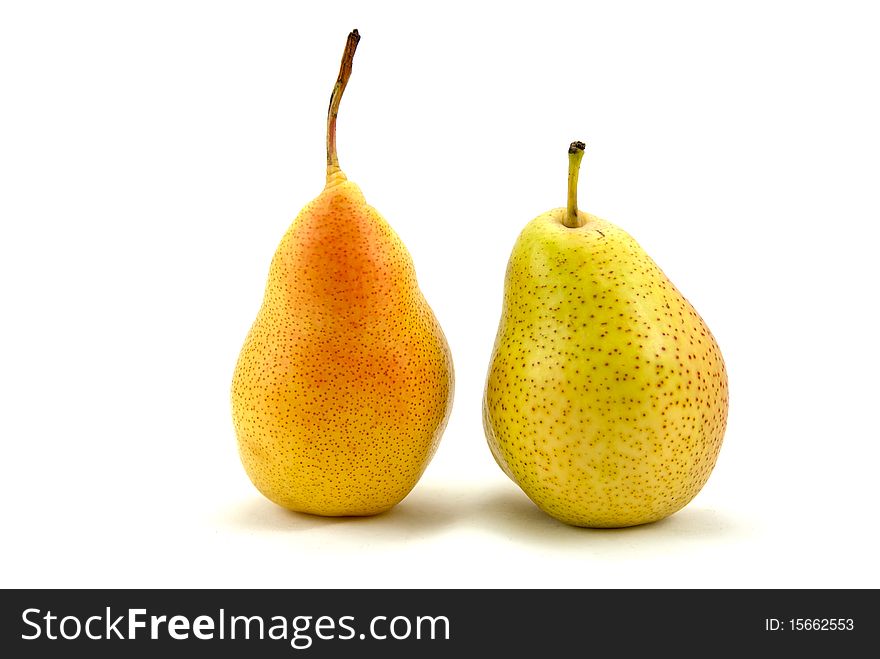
[
  {"left": 326, "top": 30, "right": 360, "bottom": 178},
  {"left": 564, "top": 141, "right": 586, "bottom": 228}
]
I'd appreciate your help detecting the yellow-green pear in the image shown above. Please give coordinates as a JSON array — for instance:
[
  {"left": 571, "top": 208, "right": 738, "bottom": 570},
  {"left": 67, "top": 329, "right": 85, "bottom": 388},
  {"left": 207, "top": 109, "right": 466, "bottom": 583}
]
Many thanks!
[{"left": 483, "top": 142, "right": 728, "bottom": 528}]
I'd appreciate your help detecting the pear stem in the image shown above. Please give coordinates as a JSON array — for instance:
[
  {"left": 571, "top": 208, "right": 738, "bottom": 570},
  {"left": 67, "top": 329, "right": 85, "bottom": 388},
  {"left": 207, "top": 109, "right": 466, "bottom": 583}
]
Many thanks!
[
  {"left": 326, "top": 29, "right": 360, "bottom": 179},
  {"left": 564, "top": 141, "right": 586, "bottom": 228}
]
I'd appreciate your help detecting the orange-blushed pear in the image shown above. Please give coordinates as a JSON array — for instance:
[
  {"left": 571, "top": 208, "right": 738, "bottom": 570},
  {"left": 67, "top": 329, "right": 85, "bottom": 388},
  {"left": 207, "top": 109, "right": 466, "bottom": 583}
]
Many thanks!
[{"left": 232, "top": 31, "right": 454, "bottom": 516}]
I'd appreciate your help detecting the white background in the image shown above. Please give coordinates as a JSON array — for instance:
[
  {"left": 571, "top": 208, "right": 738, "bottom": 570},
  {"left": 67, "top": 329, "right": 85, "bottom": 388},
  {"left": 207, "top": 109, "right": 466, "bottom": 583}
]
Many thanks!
[{"left": 2, "top": 1, "right": 878, "bottom": 588}]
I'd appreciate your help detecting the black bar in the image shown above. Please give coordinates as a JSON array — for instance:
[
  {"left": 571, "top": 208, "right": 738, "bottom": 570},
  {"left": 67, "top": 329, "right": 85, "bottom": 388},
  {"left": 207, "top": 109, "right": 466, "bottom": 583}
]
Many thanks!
[{"left": 1, "top": 589, "right": 874, "bottom": 656}]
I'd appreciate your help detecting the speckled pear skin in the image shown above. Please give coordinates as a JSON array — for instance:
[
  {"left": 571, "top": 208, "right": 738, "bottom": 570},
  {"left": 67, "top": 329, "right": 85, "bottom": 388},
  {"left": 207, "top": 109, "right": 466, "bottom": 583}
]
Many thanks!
[
  {"left": 483, "top": 209, "right": 727, "bottom": 528},
  {"left": 232, "top": 171, "right": 454, "bottom": 516}
]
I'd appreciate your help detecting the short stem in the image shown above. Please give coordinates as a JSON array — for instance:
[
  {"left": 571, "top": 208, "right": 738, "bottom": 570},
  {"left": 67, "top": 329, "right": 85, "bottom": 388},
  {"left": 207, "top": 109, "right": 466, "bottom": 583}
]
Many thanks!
[
  {"left": 326, "top": 29, "right": 360, "bottom": 178},
  {"left": 564, "top": 141, "right": 586, "bottom": 228}
]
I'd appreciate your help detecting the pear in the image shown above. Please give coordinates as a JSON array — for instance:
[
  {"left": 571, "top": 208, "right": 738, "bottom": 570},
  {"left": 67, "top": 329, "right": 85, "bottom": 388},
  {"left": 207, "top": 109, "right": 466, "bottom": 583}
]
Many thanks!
[
  {"left": 231, "top": 31, "right": 454, "bottom": 516},
  {"left": 483, "top": 142, "right": 728, "bottom": 528}
]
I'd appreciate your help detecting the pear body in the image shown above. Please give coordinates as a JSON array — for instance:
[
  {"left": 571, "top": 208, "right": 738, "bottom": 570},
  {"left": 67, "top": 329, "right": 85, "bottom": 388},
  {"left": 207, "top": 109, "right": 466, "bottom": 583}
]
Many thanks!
[
  {"left": 483, "top": 209, "right": 727, "bottom": 527},
  {"left": 232, "top": 172, "right": 454, "bottom": 516}
]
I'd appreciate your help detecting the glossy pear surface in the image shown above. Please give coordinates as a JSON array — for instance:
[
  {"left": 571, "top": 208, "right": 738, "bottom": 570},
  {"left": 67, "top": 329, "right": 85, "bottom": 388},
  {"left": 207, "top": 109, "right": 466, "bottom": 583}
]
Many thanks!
[
  {"left": 233, "top": 170, "right": 453, "bottom": 516},
  {"left": 483, "top": 209, "right": 728, "bottom": 527}
]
